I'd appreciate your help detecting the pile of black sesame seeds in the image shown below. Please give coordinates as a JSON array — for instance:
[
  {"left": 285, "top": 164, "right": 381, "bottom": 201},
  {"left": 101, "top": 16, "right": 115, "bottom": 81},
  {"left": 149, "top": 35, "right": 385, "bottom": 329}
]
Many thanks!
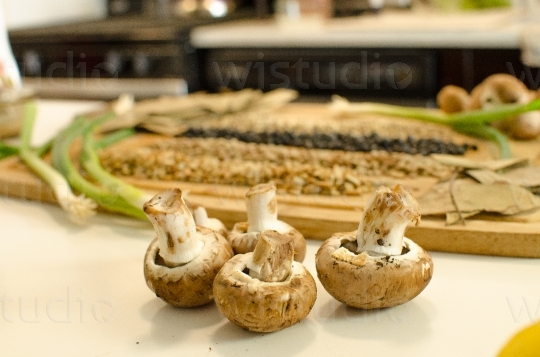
[{"left": 183, "top": 128, "right": 476, "bottom": 156}]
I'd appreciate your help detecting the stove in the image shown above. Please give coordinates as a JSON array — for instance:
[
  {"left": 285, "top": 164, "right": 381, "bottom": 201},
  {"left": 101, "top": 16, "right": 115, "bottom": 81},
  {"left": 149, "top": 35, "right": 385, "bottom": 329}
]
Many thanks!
[{"left": 8, "top": 12, "right": 253, "bottom": 100}]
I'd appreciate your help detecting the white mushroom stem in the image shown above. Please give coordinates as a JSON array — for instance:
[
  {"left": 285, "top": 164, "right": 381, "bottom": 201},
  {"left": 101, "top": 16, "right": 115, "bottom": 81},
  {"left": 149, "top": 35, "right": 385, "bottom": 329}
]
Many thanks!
[
  {"left": 357, "top": 185, "right": 420, "bottom": 256},
  {"left": 247, "top": 231, "right": 294, "bottom": 282},
  {"left": 143, "top": 189, "right": 204, "bottom": 268},
  {"left": 191, "top": 205, "right": 228, "bottom": 236},
  {"left": 245, "top": 182, "right": 289, "bottom": 233},
  {"left": 192, "top": 205, "right": 210, "bottom": 225}
]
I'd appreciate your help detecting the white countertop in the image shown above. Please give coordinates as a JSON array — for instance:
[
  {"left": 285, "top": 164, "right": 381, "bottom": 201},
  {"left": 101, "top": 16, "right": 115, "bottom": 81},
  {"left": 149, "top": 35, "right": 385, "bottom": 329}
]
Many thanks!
[
  {"left": 191, "top": 8, "right": 534, "bottom": 49},
  {"left": 1, "top": 100, "right": 540, "bottom": 356}
]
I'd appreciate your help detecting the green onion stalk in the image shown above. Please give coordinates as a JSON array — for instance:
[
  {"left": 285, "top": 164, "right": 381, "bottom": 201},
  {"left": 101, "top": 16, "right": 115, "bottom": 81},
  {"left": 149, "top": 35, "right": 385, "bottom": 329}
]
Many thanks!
[
  {"left": 330, "top": 95, "right": 540, "bottom": 158},
  {"left": 51, "top": 115, "right": 147, "bottom": 220},
  {"left": 0, "top": 141, "right": 18, "bottom": 160},
  {"left": 94, "top": 127, "right": 136, "bottom": 150},
  {"left": 18, "top": 101, "right": 98, "bottom": 224},
  {"left": 80, "top": 117, "right": 152, "bottom": 209},
  {"left": 0, "top": 132, "right": 53, "bottom": 161}
]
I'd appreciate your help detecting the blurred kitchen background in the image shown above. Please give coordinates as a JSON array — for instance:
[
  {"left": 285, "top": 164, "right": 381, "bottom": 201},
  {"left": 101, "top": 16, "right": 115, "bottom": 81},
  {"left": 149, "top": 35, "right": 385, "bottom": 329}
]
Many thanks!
[{"left": 4, "top": 0, "right": 540, "bottom": 105}]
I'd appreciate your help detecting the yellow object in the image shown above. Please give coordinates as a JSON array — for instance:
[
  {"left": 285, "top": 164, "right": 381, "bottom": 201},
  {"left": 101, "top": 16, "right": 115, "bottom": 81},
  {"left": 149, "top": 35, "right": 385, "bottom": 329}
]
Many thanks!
[{"left": 497, "top": 320, "right": 540, "bottom": 357}]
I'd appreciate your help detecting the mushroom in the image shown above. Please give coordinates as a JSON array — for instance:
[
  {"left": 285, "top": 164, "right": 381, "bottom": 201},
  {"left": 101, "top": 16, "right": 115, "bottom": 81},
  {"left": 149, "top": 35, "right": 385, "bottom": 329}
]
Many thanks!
[
  {"left": 213, "top": 230, "right": 317, "bottom": 332},
  {"left": 469, "top": 74, "right": 540, "bottom": 140},
  {"left": 143, "top": 188, "right": 234, "bottom": 307},
  {"left": 191, "top": 204, "right": 229, "bottom": 238},
  {"left": 437, "top": 84, "right": 471, "bottom": 114},
  {"left": 468, "top": 74, "right": 531, "bottom": 110},
  {"left": 315, "top": 185, "right": 433, "bottom": 309},
  {"left": 228, "top": 182, "right": 306, "bottom": 262}
]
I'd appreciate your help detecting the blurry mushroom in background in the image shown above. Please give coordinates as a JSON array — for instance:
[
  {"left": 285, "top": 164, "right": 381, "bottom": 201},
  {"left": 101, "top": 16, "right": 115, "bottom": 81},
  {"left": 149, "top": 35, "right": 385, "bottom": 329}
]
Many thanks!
[
  {"left": 437, "top": 84, "right": 470, "bottom": 114},
  {"left": 213, "top": 230, "right": 317, "bottom": 332},
  {"left": 315, "top": 185, "right": 433, "bottom": 309},
  {"left": 228, "top": 182, "right": 306, "bottom": 262},
  {"left": 468, "top": 74, "right": 540, "bottom": 140},
  {"left": 143, "top": 188, "right": 233, "bottom": 307},
  {"left": 191, "top": 204, "right": 229, "bottom": 238},
  {"left": 468, "top": 74, "right": 531, "bottom": 110}
]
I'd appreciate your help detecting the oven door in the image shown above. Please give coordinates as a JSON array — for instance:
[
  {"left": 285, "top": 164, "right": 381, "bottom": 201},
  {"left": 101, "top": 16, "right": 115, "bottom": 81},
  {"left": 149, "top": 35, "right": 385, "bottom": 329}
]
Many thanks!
[{"left": 12, "top": 40, "right": 193, "bottom": 100}]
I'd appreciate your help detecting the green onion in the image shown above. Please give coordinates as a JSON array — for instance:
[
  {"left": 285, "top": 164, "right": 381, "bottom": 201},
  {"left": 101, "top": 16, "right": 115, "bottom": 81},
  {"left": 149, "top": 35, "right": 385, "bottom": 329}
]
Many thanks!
[
  {"left": 1, "top": 136, "right": 54, "bottom": 161},
  {"left": 80, "top": 119, "right": 151, "bottom": 209},
  {"left": 18, "top": 101, "right": 97, "bottom": 224},
  {"left": 453, "top": 124, "right": 512, "bottom": 159},
  {"left": 446, "top": 99, "right": 540, "bottom": 126},
  {"left": 0, "top": 141, "right": 19, "bottom": 160},
  {"left": 330, "top": 97, "right": 447, "bottom": 123},
  {"left": 35, "top": 138, "right": 53, "bottom": 157},
  {"left": 51, "top": 115, "right": 146, "bottom": 220},
  {"left": 95, "top": 128, "right": 136, "bottom": 150},
  {"left": 330, "top": 96, "right": 540, "bottom": 158}
]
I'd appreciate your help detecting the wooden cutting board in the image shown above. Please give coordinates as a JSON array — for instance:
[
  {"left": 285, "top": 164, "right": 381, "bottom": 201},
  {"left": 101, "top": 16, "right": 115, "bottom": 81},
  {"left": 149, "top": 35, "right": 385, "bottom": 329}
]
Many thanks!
[
  {"left": 2, "top": 102, "right": 540, "bottom": 258},
  {"left": 2, "top": 137, "right": 540, "bottom": 259}
]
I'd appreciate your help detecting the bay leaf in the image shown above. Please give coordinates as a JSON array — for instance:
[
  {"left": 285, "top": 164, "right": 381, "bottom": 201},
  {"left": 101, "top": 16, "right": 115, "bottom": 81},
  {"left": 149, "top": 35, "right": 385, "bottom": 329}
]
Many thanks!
[
  {"left": 418, "top": 179, "right": 540, "bottom": 216},
  {"left": 431, "top": 154, "right": 528, "bottom": 171},
  {"left": 132, "top": 92, "right": 209, "bottom": 115},
  {"left": 248, "top": 88, "right": 299, "bottom": 111},
  {"left": 474, "top": 207, "right": 540, "bottom": 223},
  {"left": 446, "top": 210, "right": 482, "bottom": 225},
  {"left": 500, "top": 166, "right": 540, "bottom": 187},
  {"left": 453, "top": 182, "right": 540, "bottom": 215},
  {"left": 200, "top": 89, "right": 260, "bottom": 114},
  {"left": 466, "top": 169, "right": 509, "bottom": 185},
  {"left": 416, "top": 178, "right": 475, "bottom": 216}
]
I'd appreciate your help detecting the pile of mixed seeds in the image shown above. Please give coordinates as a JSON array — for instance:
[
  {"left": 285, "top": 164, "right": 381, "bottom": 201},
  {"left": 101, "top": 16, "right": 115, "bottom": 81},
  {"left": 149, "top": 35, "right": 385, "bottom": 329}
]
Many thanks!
[
  {"left": 99, "top": 95, "right": 476, "bottom": 196},
  {"left": 100, "top": 136, "right": 455, "bottom": 196}
]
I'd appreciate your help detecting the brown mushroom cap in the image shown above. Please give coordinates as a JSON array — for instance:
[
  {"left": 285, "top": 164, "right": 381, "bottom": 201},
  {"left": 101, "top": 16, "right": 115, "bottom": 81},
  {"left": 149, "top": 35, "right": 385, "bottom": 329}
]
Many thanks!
[
  {"left": 468, "top": 74, "right": 530, "bottom": 110},
  {"left": 213, "top": 253, "right": 317, "bottom": 332},
  {"left": 437, "top": 84, "right": 470, "bottom": 113},
  {"left": 468, "top": 74, "right": 540, "bottom": 140},
  {"left": 316, "top": 231, "right": 433, "bottom": 309},
  {"left": 144, "top": 226, "right": 234, "bottom": 307},
  {"left": 228, "top": 222, "right": 307, "bottom": 262},
  {"left": 508, "top": 109, "right": 540, "bottom": 140}
]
